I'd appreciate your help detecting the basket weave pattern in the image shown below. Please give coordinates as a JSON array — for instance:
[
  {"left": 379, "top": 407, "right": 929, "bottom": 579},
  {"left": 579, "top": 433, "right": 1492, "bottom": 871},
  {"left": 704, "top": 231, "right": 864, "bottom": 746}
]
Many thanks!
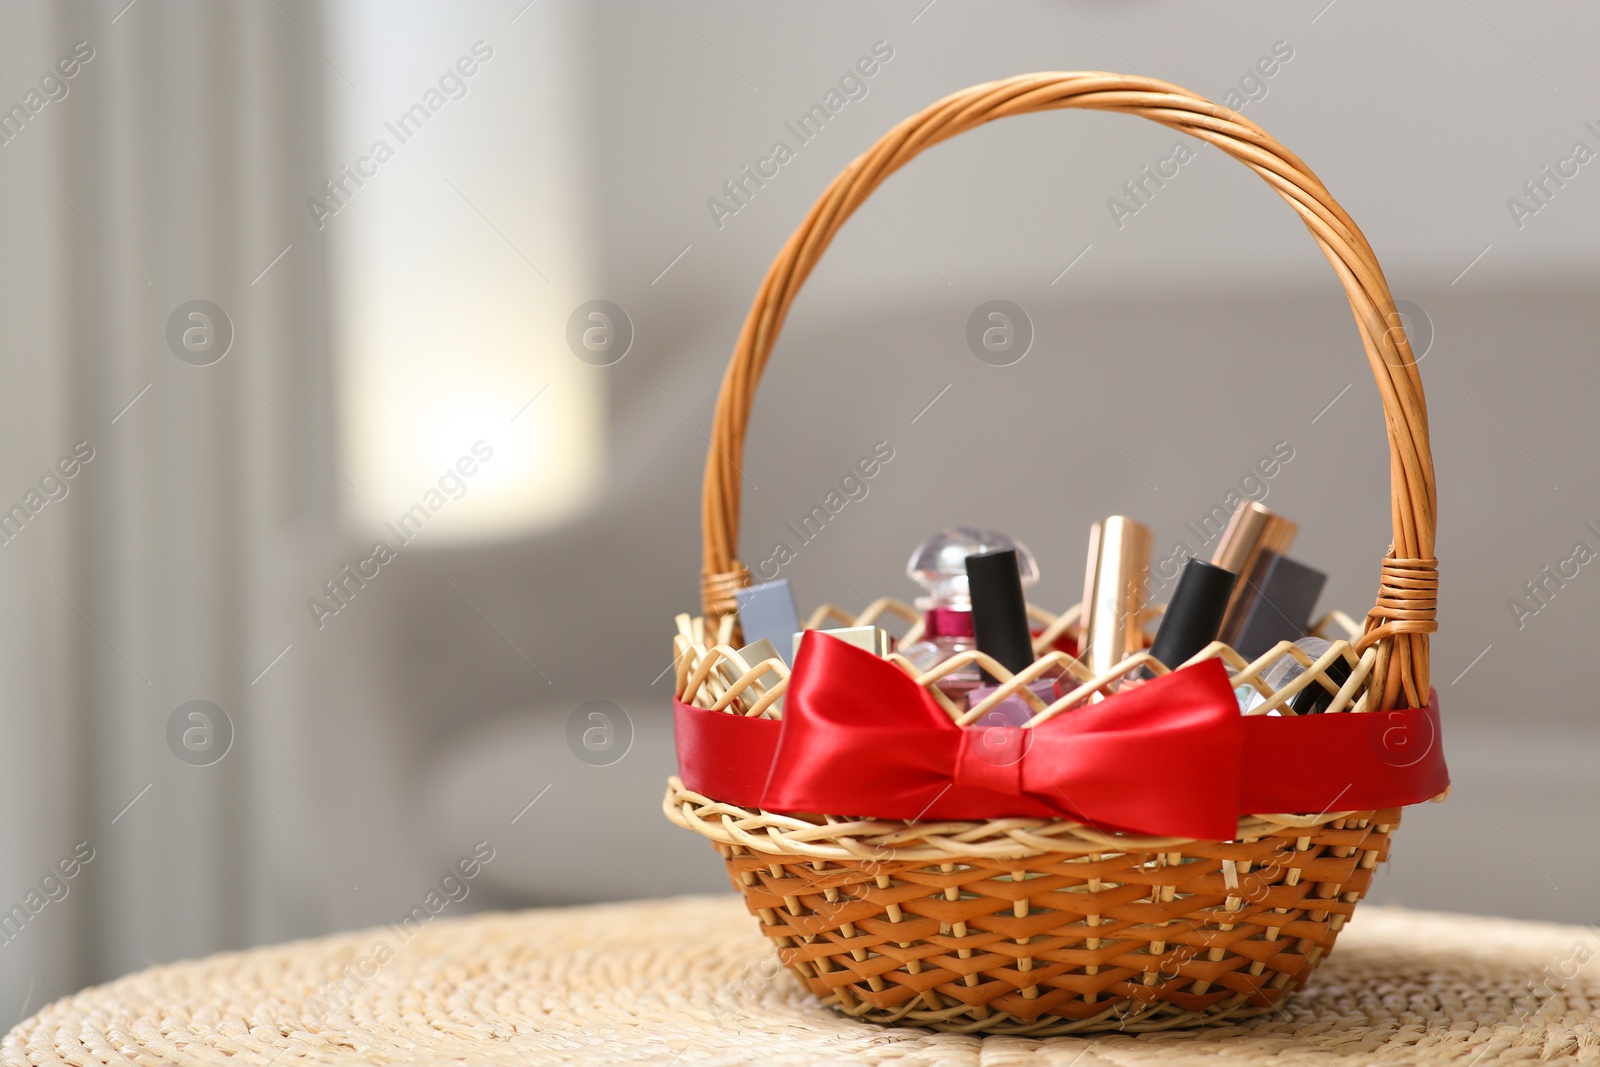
[
  {"left": 670, "top": 71, "right": 1440, "bottom": 1035},
  {"left": 717, "top": 811, "right": 1399, "bottom": 1033}
]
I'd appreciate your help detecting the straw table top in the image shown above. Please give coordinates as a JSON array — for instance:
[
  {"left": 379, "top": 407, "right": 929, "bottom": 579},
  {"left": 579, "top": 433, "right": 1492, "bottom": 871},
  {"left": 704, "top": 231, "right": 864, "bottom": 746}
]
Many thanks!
[{"left": 5, "top": 894, "right": 1597, "bottom": 1066}]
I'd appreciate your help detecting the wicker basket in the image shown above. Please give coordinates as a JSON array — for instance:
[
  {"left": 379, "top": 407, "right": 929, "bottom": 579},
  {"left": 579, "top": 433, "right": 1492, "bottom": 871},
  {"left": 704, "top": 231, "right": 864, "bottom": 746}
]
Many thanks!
[{"left": 663, "top": 72, "right": 1438, "bottom": 1036}]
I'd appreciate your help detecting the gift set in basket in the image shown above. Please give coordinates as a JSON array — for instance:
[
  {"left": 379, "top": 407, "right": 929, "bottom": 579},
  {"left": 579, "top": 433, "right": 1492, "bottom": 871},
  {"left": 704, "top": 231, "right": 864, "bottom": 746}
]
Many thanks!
[{"left": 662, "top": 72, "right": 1446, "bottom": 1035}]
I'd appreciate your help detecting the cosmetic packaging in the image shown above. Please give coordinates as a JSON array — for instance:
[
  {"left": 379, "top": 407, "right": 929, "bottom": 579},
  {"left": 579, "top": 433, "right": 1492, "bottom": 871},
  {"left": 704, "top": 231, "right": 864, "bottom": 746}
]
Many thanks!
[
  {"left": 794, "top": 625, "right": 890, "bottom": 660},
  {"left": 1240, "top": 636, "right": 1352, "bottom": 714},
  {"left": 1120, "top": 557, "right": 1236, "bottom": 691},
  {"left": 1221, "top": 550, "right": 1327, "bottom": 661},
  {"left": 1077, "top": 516, "right": 1152, "bottom": 692},
  {"left": 734, "top": 579, "right": 801, "bottom": 665},
  {"left": 963, "top": 548, "right": 1059, "bottom": 719},
  {"left": 1147, "top": 558, "right": 1237, "bottom": 670},
  {"left": 967, "top": 549, "right": 1034, "bottom": 678},
  {"left": 731, "top": 638, "right": 786, "bottom": 712},
  {"left": 1211, "top": 501, "right": 1297, "bottom": 642},
  {"left": 898, "top": 528, "right": 1037, "bottom": 684}
]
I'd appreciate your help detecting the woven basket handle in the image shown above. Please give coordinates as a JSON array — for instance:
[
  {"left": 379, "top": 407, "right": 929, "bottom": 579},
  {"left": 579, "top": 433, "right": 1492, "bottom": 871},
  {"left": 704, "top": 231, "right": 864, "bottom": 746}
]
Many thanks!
[{"left": 699, "top": 72, "right": 1437, "bottom": 711}]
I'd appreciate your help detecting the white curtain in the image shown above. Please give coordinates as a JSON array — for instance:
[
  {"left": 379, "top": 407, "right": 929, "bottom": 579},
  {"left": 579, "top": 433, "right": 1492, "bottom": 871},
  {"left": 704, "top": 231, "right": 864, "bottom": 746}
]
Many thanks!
[{"left": 0, "top": 0, "right": 335, "bottom": 1008}]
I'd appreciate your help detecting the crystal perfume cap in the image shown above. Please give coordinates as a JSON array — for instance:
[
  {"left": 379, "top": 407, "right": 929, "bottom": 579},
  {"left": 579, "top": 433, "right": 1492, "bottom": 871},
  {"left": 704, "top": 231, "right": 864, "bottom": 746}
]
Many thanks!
[{"left": 907, "top": 527, "right": 1038, "bottom": 604}]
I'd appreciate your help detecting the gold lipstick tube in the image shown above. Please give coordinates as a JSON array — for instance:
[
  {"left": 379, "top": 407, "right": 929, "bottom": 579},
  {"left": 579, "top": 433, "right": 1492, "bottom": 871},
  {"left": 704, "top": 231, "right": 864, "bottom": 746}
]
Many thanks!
[
  {"left": 1212, "top": 501, "right": 1298, "bottom": 645},
  {"left": 1079, "top": 516, "right": 1153, "bottom": 685}
]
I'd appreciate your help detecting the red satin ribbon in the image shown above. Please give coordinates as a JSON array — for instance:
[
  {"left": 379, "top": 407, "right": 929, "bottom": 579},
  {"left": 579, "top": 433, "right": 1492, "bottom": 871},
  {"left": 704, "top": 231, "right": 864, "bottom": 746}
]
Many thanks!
[{"left": 674, "top": 631, "right": 1449, "bottom": 840}]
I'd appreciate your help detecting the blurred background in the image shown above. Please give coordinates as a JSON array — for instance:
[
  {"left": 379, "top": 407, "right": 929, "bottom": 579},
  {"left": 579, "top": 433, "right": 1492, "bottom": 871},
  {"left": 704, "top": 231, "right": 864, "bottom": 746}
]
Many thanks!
[{"left": 0, "top": 0, "right": 1596, "bottom": 1013}]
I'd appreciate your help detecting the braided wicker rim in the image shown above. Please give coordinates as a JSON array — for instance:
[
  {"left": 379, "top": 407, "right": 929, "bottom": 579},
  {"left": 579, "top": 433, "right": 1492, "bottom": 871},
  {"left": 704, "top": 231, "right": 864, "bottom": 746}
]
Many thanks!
[
  {"left": 699, "top": 71, "right": 1437, "bottom": 711},
  {"left": 663, "top": 779, "right": 1384, "bottom": 862}
]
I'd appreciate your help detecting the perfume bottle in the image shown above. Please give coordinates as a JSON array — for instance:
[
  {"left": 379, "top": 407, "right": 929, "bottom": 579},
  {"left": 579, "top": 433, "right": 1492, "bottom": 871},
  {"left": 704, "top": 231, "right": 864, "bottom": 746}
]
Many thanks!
[{"left": 899, "top": 528, "right": 1038, "bottom": 700}]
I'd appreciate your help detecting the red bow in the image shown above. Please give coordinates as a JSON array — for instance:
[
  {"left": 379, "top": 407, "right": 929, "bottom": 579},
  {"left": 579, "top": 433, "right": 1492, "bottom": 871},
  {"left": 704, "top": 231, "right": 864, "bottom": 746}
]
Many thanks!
[{"left": 674, "top": 631, "right": 1448, "bottom": 840}]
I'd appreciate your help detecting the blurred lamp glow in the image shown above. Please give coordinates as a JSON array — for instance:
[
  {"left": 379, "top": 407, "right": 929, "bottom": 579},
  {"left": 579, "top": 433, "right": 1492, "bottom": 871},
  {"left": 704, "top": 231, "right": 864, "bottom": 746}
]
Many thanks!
[{"left": 329, "top": 2, "right": 602, "bottom": 546}]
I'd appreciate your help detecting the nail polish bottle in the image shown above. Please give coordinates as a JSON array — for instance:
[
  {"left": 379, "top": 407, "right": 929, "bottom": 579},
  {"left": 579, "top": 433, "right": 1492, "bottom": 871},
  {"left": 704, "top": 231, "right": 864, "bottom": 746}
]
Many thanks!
[
  {"left": 963, "top": 549, "right": 1060, "bottom": 721},
  {"left": 899, "top": 528, "right": 1038, "bottom": 699},
  {"left": 1240, "top": 636, "right": 1353, "bottom": 714}
]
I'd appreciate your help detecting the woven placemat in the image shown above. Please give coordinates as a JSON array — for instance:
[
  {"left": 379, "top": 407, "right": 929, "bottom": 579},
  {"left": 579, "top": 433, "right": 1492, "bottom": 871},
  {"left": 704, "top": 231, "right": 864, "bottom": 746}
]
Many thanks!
[{"left": 4, "top": 895, "right": 1597, "bottom": 1066}]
